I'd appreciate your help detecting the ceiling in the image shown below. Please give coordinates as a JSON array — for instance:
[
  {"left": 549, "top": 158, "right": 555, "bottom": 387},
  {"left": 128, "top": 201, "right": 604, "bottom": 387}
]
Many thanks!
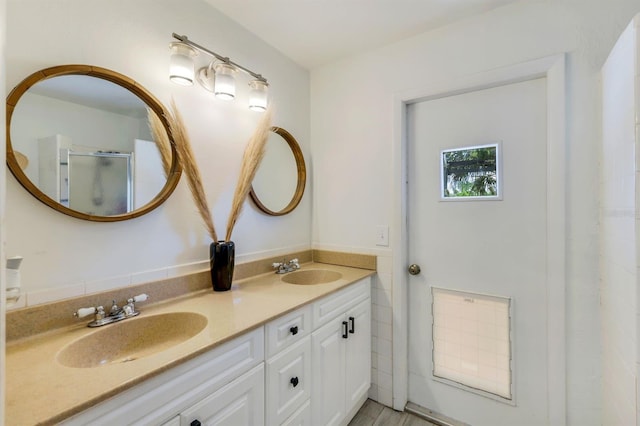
[{"left": 204, "top": 0, "right": 523, "bottom": 69}]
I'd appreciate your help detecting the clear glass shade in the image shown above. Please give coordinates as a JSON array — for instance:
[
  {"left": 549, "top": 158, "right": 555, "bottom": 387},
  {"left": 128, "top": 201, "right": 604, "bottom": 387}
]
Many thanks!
[
  {"left": 169, "top": 42, "right": 198, "bottom": 86},
  {"left": 214, "top": 63, "right": 237, "bottom": 100},
  {"left": 248, "top": 80, "right": 269, "bottom": 111},
  {"left": 168, "top": 39, "right": 269, "bottom": 111}
]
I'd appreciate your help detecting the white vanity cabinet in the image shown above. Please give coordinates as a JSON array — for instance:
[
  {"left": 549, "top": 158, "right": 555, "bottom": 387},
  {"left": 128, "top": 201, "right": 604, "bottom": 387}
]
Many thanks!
[
  {"left": 311, "top": 279, "right": 371, "bottom": 426},
  {"left": 60, "top": 276, "right": 371, "bottom": 426}
]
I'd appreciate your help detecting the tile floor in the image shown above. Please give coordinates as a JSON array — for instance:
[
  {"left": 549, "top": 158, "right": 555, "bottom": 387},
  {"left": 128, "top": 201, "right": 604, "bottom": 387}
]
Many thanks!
[{"left": 348, "top": 399, "right": 438, "bottom": 426}]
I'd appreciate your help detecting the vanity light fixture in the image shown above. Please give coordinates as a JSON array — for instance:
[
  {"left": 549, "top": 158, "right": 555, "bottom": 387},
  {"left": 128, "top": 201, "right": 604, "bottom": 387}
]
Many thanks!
[
  {"left": 169, "top": 42, "right": 199, "bottom": 86},
  {"left": 248, "top": 80, "right": 269, "bottom": 112},
  {"left": 170, "top": 33, "right": 269, "bottom": 111},
  {"left": 213, "top": 63, "right": 237, "bottom": 100}
]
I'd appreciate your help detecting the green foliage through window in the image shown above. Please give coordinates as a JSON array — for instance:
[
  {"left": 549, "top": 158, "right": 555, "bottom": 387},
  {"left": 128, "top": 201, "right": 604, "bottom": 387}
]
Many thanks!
[{"left": 442, "top": 145, "right": 499, "bottom": 198}]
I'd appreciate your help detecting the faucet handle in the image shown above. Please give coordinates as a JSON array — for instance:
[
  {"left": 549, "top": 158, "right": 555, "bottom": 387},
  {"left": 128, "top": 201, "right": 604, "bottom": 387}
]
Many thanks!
[
  {"left": 289, "top": 258, "right": 300, "bottom": 270},
  {"left": 132, "top": 293, "right": 149, "bottom": 303},
  {"left": 74, "top": 307, "right": 97, "bottom": 319},
  {"left": 74, "top": 306, "right": 105, "bottom": 321},
  {"left": 123, "top": 294, "right": 148, "bottom": 317},
  {"left": 272, "top": 262, "right": 283, "bottom": 268}
]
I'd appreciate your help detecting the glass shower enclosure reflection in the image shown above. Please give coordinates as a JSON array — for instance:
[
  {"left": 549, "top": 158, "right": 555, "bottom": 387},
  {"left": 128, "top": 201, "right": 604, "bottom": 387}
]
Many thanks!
[{"left": 64, "top": 151, "right": 133, "bottom": 216}]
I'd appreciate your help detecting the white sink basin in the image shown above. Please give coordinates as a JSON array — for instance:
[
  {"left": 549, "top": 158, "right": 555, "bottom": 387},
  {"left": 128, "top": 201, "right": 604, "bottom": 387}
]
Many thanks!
[
  {"left": 56, "top": 312, "right": 208, "bottom": 368},
  {"left": 281, "top": 269, "right": 343, "bottom": 285}
]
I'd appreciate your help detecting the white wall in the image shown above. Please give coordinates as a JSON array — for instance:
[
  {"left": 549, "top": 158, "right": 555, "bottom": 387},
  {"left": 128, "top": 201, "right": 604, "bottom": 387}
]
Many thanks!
[
  {"left": 5, "top": 0, "right": 311, "bottom": 304},
  {"left": 601, "top": 15, "right": 639, "bottom": 426},
  {"left": 310, "top": 1, "right": 640, "bottom": 424},
  {"left": 0, "top": 0, "right": 6, "bottom": 421}
]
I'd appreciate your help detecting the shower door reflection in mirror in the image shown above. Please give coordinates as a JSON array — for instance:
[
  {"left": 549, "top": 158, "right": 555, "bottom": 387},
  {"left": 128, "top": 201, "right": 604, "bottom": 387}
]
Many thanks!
[{"left": 66, "top": 151, "right": 133, "bottom": 216}]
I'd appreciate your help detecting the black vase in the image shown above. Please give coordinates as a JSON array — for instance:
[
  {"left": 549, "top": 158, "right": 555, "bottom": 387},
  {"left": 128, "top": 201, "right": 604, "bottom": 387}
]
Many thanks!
[{"left": 210, "top": 240, "right": 235, "bottom": 292}]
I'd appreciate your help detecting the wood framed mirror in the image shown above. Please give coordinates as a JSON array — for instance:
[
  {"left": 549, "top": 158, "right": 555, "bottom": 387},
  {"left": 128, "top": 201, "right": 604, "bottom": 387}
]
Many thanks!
[
  {"left": 250, "top": 126, "right": 306, "bottom": 216},
  {"left": 6, "top": 64, "right": 181, "bottom": 222}
]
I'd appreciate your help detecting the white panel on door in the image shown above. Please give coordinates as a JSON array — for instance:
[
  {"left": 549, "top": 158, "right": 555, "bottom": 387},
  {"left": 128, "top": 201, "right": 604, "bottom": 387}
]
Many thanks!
[{"left": 432, "top": 287, "right": 512, "bottom": 400}]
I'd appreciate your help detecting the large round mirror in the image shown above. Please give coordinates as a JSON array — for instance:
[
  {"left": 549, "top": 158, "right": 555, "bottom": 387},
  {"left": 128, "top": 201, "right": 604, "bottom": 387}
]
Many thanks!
[
  {"left": 6, "top": 65, "right": 181, "bottom": 221},
  {"left": 250, "top": 127, "right": 306, "bottom": 216}
]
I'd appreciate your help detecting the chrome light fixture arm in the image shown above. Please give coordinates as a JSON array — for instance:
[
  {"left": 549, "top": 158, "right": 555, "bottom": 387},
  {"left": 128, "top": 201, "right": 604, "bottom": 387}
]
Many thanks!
[{"left": 172, "top": 33, "right": 267, "bottom": 83}]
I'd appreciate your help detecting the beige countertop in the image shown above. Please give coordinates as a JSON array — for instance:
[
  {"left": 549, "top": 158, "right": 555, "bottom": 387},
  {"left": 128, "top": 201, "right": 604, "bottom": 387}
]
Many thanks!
[{"left": 5, "top": 263, "right": 375, "bottom": 426}]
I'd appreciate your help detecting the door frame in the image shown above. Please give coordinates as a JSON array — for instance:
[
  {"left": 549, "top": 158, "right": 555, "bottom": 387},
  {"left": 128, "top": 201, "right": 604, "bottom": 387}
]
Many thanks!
[{"left": 391, "top": 54, "right": 566, "bottom": 425}]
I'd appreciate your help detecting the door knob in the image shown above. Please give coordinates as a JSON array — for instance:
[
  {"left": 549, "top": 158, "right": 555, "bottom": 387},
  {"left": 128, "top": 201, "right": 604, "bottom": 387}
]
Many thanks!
[{"left": 408, "top": 264, "right": 421, "bottom": 275}]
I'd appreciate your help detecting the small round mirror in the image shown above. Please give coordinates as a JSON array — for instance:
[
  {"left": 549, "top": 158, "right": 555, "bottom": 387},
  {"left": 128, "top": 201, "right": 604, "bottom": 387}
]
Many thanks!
[
  {"left": 250, "top": 127, "right": 306, "bottom": 216},
  {"left": 6, "top": 65, "right": 181, "bottom": 221}
]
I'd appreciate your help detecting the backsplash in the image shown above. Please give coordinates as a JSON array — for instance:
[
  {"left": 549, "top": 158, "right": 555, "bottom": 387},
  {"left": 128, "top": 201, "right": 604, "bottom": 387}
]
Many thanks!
[
  {"left": 6, "top": 246, "right": 314, "bottom": 310},
  {"left": 6, "top": 249, "right": 378, "bottom": 342}
]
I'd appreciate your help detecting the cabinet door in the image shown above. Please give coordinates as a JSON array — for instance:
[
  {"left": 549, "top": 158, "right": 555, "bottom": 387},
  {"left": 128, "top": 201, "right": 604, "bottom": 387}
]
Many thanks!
[
  {"left": 311, "top": 318, "right": 347, "bottom": 426},
  {"left": 345, "top": 298, "right": 371, "bottom": 412},
  {"left": 161, "top": 416, "right": 180, "bottom": 426},
  {"left": 281, "top": 399, "right": 311, "bottom": 426},
  {"left": 266, "top": 337, "right": 312, "bottom": 426},
  {"left": 180, "top": 364, "right": 264, "bottom": 426}
]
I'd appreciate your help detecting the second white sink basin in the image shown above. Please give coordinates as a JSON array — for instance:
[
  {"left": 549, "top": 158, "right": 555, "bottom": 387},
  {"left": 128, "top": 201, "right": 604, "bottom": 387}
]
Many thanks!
[{"left": 281, "top": 269, "right": 343, "bottom": 285}]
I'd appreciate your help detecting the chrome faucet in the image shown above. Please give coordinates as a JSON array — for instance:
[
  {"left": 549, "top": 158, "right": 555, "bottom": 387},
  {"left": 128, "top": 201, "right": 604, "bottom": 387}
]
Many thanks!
[
  {"left": 109, "top": 299, "right": 121, "bottom": 316},
  {"left": 74, "top": 293, "right": 149, "bottom": 327},
  {"left": 272, "top": 258, "right": 300, "bottom": 274}
]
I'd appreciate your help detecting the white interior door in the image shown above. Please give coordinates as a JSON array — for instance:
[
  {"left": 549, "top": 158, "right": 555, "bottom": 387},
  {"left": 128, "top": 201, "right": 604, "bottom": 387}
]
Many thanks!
[{"left": 406, "top": 78, "right": 549, "bottom": 426}]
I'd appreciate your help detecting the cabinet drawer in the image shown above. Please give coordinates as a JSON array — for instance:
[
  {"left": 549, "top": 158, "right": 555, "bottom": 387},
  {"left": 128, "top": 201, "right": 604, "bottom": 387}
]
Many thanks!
[
  {"left": 266, "top": 337, "right": 312, "bottom": 426},
  {"left": 281, "top": 399, "right": 311, "bottom": 426},
  {"left": 312, "top": 278, "right": 371, "bottom": 329},
  {"left": 266, "top": 305, "right": 312, "bottom": 358},
  {"left": 180, "top": 364, "right": 265, "bottom": 426}
]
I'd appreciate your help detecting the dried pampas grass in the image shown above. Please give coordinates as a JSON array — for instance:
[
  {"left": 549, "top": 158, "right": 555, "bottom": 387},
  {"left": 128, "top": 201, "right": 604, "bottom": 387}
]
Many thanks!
[
  {"left": 225, "top": 107, "right": 273, "bottom": 241},
  {"left": 148, "top": 109, "right": 173, "bottom": 178},
  {"left": 166, "top": 99, "right": 273, "bottom": 243},
  {"left": 166, "top": 100, "right": 218, "bottom": 242}
]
